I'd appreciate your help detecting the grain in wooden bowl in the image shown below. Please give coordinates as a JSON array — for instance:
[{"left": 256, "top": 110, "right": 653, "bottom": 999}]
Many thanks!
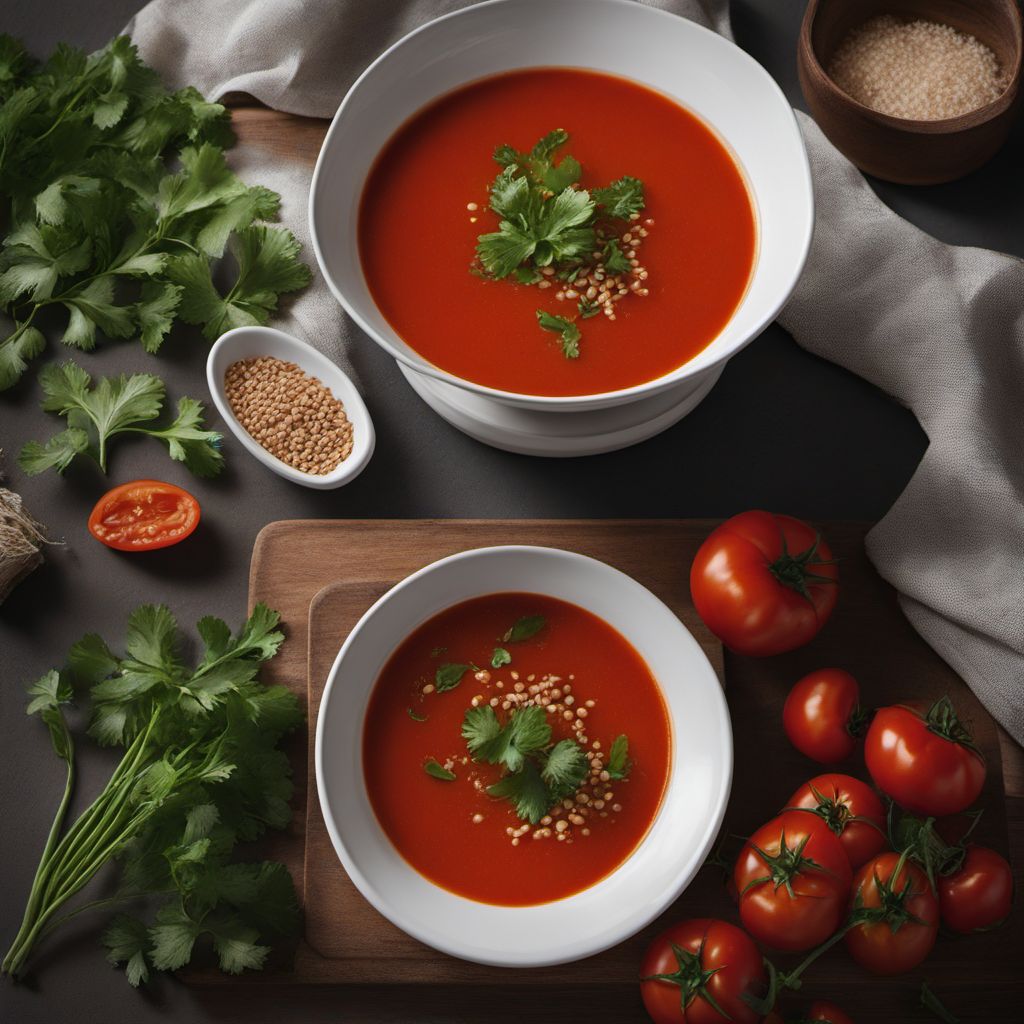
[{"left": 798, "top": 0, "right": 1023, "bottom": 184}]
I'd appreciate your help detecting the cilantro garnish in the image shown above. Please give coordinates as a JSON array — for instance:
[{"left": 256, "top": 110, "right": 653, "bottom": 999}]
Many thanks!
[
  {"left": 502, "top": 614, "right": 547, "bottom": 643},
  {"left": 407, "top": 707, "right": 427, "bottom": 722},
  {"left": 606, "top": 734, "right": 633, "bottom": 781},
  {"left": 0, "top": 35, "right": 311, "bottom": 390},
  {"left": 473, "top": 130, "right": 646, "bottom": 360},
  {"left": 602, "top": 238, "right": 632, "bottom": 275},
  {"left": 461, "top": 705, "right": 590, "bottom": 825},
  {"left": 3, "top": 603, "right": 301, "bottom": 985},
  {"left": 462, "top": 704, "right": 550, "bottom": 773},
  {"left": 435, "top": 663, "right": 470, "bottom": 693},
  {"left": 491, "top": 647, "right": 512, "bottom": 669},
  {"left": 592, "top": 176, "right": 645, "bottom": 219},
  {"left": 424, "top": 758, "right": 456, "bottom": 781},
  {"left": 18, "top": 360, "right": 222, "bottom": 476},
  {"left": 536, "top": 310, "right": 581, "bottom": 359},
  {"left": 487, "top": 761, "right": 552, "bottom": 825}
]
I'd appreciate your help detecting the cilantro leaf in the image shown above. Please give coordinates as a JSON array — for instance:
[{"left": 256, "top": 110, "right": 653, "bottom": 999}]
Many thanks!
[
  {"left": 491, "top": 647, "right": 511, "bottom": 669},
  {"left": 475, "top": 221, "right": 538, "bottom": 280},
  {"left": 462, "top": 704, "right": 550, "bottom": 773},
  {"left": 103, "top": 915, "right": 151, "bottom": 987},
  {"left": 536, "top": 310, "right": 581, "bottom": 359},
  {"left": 542, "top": 739, "right": 589, "bottom": 800},
  {"left": 606, "top": 733, "right": 632, "bottom": 780},
  {"left": 0, "top": 323, "right": 44, "bottom": 390},
  {"left": 602, "top": 238, "right": 632, "bottom": 275},
  {"left": 435, "top": 663, "right": 469, "bottom": 693},
  {"left": 142, "top": 396, "right": 223, "bottom": 477},
  {"left": 22, "top": 360, "right": 221, "bottom": 475},
  {"left": 424, "top": 758, "right": 456, "bottom": 781},
  {"left": 502, "top": 614, "right": 547, "bottom": 643},
  {"left": 593, "top": 176, "right": 645, "bottom": 218},
  {"left": 170, "top": 225, "right": 311, "bottom": 340},
  {"left": 17, "top": 427, "right": 89, "bottom": 475},
  {"left": 487, "top": 761, "right": 551, "bottom": 825},
  {"left": 407, "top": 707, "right": 426, "bottom": 722}
]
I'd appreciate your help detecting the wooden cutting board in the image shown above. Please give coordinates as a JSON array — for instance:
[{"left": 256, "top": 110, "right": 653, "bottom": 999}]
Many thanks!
[{"left": 242, "top": 519, "right": 1017, "bottom": 1019}]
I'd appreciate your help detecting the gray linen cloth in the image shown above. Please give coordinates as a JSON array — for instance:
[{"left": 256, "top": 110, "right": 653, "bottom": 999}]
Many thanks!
[{"left": 126, "top": 0, "right": 1024, "bottom": 744}]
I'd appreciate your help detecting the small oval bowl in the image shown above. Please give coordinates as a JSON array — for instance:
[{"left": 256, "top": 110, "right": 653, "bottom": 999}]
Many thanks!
[
  {"left": 315, "top": 545, "right": 732, "bottom": 967},
  {"left": 799, "top": 0, "right": 1023, "bottom": 184},
  {"left": 206, "top": 326, "right": 375, "bottom": 490}
]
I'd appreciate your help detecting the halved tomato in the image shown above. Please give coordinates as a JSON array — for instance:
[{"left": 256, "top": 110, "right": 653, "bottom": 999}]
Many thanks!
[{"left": 88, "top": 480, "right": 200, "bottom": 552}]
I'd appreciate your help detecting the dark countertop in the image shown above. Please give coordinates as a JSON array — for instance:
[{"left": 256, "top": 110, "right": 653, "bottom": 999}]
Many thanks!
[{"left": 2, "top": 2, "right": 1021, "bottom": 1022}]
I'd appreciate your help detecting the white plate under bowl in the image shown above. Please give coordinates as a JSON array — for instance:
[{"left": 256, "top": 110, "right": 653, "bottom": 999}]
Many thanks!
[
  {"left": 315, "top": 546, "right": 732, "bottom": 967},
  {"left": 309, "top": 0, "right": 812, "bottom": 453},
  {"left": 206, "top": 326, "right": 375, "bottom": 490}
]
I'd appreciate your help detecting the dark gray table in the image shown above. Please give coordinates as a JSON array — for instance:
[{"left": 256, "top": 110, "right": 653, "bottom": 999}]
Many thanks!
[{"left": 2, "top": 2, "right": 1021, "bottom": 1022}]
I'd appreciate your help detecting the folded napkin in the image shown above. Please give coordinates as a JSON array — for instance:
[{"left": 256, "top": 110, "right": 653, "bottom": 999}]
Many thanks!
[{"left": 127, "top": 0, "right": 1024, "bottom": 744}]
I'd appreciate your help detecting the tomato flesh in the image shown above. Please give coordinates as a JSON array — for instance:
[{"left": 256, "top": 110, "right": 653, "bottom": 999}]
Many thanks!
[{"left": 88, "top": 480, "right": 200, "bottom": 552}]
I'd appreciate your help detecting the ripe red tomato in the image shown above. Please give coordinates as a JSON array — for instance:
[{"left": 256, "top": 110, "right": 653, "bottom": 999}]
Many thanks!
[
  {"left": 784, "top": 774, "right": 886, "bottom": 869},
  {"left": 864, "top": 698, "right": 985, "bottom": 816},
  {"left": 783, "top": 669, "right": 866, "bottom": 763},
  {"left": 690, "top": 511, "right": 838, "bottom": 657},
  {"left": 734, "top": 810, "right": 852, "bottom": 951},
  {"left": 808, "top": 1001, "right": 854, "bottom": 1024},
  {"left": 88, "top": 480, "right": 200, "bottom": 552},
  {"left": 845, "top": 852, "right": 938, "bottom": 974},
  {"left": 639, "top": 918, "right": 767, "bottom": 1024},
  {"left": 938, "top": 845, "right": 1013, "bottom": 933}
]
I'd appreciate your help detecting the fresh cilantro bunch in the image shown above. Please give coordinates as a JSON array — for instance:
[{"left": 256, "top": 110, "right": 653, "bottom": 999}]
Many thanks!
[
  {"left": 1, "top": 603, "right": 303, "bottom": 984},
  {"left": 474, "top": 129, "right": 645, "bottom": 359},
  {"left": 462, "top": 704, "right": 590, "bottom": 824},
  {"left": 0, "top": 35, "right": 311, "bottom": 390},
  {"left": 19, "top": 360, "right": 222, "bottom": 476}
]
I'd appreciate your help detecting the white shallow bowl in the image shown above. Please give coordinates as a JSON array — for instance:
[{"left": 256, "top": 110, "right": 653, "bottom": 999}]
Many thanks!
[
  {"left": 206, "top": 326, "right": 374, "bottom": 490},
  {"left": 315, "top": 546, "right": 732, "bottom": 967},
  {"left": 309, "top": 0, "right": 813, "bottom": 420}
]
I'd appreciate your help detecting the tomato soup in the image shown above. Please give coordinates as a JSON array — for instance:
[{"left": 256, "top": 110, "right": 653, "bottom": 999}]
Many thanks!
[
  {"left": 358, "top": 68, "right": 756, "bottom": 397},
  {"left": 362, "top": 593, "right": 671, "bottom": 906}
]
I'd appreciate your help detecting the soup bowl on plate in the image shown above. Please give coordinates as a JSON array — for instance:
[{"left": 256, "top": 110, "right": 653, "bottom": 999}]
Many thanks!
[
  {"left": 309, "top": 0, "right": 813, "bottom": 456},
  {"left": 314, "top": 545, "right": 732, "bottom": 967}
]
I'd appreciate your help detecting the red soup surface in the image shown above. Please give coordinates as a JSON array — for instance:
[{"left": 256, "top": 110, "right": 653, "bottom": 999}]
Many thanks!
[
  {"left": 363, "top": 592, "right": 671, "bottom": 906},
  {"left": 359, "top": 68, "right": 756, "bottom": 397}
]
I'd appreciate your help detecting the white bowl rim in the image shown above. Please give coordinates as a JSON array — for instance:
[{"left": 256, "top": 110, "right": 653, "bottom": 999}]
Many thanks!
[
  {"left": 308, "top": 0, "right": 814, "bottom": 408},
  {"left": 314, "top": 544, "right": 734, "bottom": 967},
  {"left": 205, "top": 325, "right": 375, "bottom": 490}
]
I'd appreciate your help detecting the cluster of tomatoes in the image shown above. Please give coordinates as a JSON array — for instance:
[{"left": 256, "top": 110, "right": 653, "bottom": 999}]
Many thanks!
[{"left": 640, "top": 512, "right": 1014, "bottom": 1024}]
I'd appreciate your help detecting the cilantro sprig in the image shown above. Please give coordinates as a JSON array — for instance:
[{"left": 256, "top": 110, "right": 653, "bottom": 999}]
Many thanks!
[
  {"left": 461, "top": 705, "right": 590, "bottom": 824},
  {"left": 0, "top": 35, "right": 311, "bottom": 390},
  {"left": 18, "top": 360, "right": 222, "bottom": 476},
  {"left": 474, "top": 130, "right": 645, "bottom": 360},
  {"left": 1, "top": 603, "right": 302, "bottom": 984}
]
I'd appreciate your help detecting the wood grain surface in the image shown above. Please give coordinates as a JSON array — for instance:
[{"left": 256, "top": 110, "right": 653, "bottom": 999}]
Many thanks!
[{"left": 232, "top": 519, "right": 1022, "bottom": 1020}]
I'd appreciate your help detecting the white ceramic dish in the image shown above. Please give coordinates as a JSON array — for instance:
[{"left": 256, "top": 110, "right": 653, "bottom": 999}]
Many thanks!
[
  {"left": 315, "top": 546, "right": 732, "bottom": 967},
  {"left": 206, "top": 326, "right": 374, "bottom": 490},
  {"left": 309, "top": 0, "right": 813, "bottom": 455}
]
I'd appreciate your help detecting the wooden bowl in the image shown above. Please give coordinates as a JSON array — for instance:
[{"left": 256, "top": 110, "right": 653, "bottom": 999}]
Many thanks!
[{"left": 798, "top": 0, "right": 1023, "bottom": 184}]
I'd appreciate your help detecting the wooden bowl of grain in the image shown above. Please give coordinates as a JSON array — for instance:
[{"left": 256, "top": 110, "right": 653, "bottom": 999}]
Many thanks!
[{"left": 798, "top": 0, "right": 1022, "bottom": 184}]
